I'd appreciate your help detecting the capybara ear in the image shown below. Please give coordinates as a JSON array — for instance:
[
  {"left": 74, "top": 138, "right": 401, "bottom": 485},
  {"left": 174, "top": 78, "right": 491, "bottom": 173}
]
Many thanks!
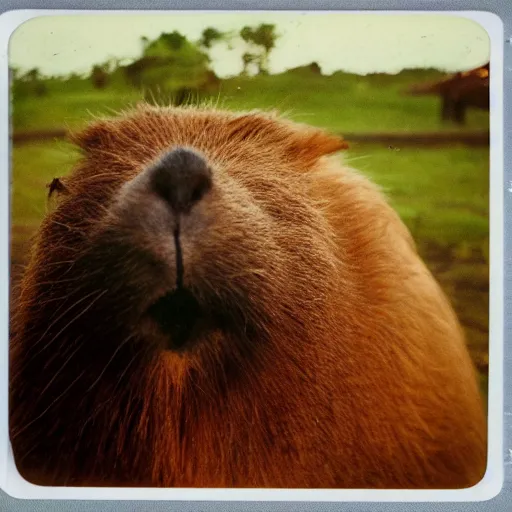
[
  {"left": 228, "top": 112, "right": 348, "bottom": 168},
  {"left": 69, "top": 120, "right": 121, "bottom": 153},
  {"left": 285, "top": 126, "right": 349, "bottom": 167}
]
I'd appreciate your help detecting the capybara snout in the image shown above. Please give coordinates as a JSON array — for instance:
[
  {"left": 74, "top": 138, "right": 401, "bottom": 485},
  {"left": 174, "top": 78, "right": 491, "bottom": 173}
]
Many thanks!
[
  {"left": 75, "top": 122, "right": 340, "bottom": 356},
  {"left": 10, "top": 105, "right": 487, "bottom": 489},
  {"left": 148, "top": 147, "right": 213, "bottom": 214}
]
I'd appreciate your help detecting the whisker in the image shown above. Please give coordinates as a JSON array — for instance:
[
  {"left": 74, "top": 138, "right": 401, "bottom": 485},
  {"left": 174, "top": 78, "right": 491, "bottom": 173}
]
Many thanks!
[
  {"left": 41, "top": 288, "right": 108, "bottom": 348},
  {"left": 35, "top": 288, "right": 104, "bottom": 348},
  {"left": 20, "top": 289, "right": 108, "bottom": 371},
  {"left": 12, "top": 369, "right": 86, "bottom": 439},
  {"left": 31, "top": 260, "right": 77, "bottom": 268},
  {"left": 38, "top": 337, "right": 84, "bottom": 397},
  {"left": 34, "top": 276, "right": 88, "bottom": 286},
  {"left": 344, "top": 154, "right": 372, "bottom": 163},
  {"left": 85, "top": 334, "right": 136, "bottom": 394},
  {"left": 49, "top": 220, "right": 87, "bottom": 232},
  {"left": 113, "top": 348, "right": 143, "bottom": 390},
  {"left": 41, "top": 333, "right": 84, "bottom": 370}
]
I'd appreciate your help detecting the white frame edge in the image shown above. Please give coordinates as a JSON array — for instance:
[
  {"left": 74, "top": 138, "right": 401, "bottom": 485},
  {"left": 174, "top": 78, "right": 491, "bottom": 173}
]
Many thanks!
[{"left": 0, "top": 8, "right": 504, "bottom": 502}]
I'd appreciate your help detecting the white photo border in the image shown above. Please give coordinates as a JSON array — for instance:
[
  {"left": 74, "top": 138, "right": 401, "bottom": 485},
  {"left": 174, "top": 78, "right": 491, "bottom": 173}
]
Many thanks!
[{"left": 0, "top": 8, "right": 504, "bottom": 502}]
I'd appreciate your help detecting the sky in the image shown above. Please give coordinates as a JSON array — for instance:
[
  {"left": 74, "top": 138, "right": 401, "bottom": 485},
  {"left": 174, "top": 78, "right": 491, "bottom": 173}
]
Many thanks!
[{"left": 8, "top": 12, "right": 490, "bottom": 78}]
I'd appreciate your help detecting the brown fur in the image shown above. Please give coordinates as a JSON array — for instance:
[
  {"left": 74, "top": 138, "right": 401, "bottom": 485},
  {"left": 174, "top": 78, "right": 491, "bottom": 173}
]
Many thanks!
[{"left": 9, "top": 105, "right": 487, "bottom": 489}]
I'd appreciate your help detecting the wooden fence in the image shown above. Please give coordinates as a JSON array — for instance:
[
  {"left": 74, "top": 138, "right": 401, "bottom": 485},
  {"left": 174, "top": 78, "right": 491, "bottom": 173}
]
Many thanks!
[{"left": 11, "top": 129, "right": 490, "bottom": 147}]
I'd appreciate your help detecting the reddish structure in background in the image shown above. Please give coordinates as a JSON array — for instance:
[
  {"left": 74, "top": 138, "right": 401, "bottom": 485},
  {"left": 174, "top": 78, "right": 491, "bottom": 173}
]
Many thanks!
[{"left": 406, "top": 63, "right": 489, "bottom": 125}]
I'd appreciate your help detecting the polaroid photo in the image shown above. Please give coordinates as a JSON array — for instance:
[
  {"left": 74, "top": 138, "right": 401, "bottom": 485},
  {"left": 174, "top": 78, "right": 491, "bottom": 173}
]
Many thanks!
[{"left": 0, "top": 8, "right": 505, "bottom": 503}]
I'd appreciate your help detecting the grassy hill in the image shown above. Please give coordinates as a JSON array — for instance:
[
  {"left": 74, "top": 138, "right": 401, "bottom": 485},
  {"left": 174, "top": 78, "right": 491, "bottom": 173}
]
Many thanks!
[{"left": 12, "top": 65, "right": 489, "bottom": 133}]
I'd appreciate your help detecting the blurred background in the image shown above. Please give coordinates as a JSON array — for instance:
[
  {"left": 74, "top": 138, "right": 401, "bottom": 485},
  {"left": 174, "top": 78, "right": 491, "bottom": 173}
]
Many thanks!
[{"left": 9, "top": 13, "right": 490, "bottom": 401}]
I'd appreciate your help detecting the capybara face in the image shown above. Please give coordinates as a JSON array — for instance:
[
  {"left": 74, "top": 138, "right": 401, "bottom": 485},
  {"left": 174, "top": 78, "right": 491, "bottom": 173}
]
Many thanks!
[
  {"left": 15, "top": 107, "right": 345, "bottom": 365},
  {"left": 9, "top": 105, "right": 486, "bottom": 489}
]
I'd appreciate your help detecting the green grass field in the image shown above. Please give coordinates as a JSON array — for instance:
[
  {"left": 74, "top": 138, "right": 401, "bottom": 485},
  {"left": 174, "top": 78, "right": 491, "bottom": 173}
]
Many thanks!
[
  {"left": 13, "top": 68, "right": 490, "bottom": 134},
  {"left": 10, "top": 68, "right": 490, "bottom": 400}
]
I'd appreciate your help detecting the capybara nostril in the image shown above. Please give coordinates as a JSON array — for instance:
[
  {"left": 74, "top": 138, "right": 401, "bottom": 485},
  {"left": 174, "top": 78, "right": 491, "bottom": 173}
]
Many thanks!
[{"left": 149, "top": 147, "right": 213, "bottom": 214}]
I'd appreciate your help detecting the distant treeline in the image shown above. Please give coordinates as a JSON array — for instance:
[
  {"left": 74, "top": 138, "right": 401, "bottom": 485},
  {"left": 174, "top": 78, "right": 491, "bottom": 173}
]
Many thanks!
[
  {"left": 10, "top": 23, "right": 457, "bottom": 107},
  {"left": 10, "top": 24, "right": 282, "bottom": 105}
]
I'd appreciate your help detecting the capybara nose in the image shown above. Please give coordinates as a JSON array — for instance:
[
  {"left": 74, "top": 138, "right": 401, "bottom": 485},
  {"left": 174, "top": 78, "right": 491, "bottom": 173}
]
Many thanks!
[{"left": 149, "top": 147, "right": 212, "bottom": 214}]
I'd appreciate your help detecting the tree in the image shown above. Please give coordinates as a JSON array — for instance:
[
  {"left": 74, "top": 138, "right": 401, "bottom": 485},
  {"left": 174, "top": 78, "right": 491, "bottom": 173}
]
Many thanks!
[
  {"left": 20, "top": 67, "right": 47, "bottom": 96},
  {"left": 91, "top": 64, "right": 108, "bottom": 89},
  {"left": 161, "top": 31, "right": 187, "bottom": 51},
  {"left": 123, "top": 31, "right": 219, "bottom": 106},
  {"left": 241, "top": 52, "right": 257, "bottom": 75},
  {"left": 141, "top": 36, "right": 150, "bottom": 53},
  {"left": 240, "top": 24, "right": 278, "bottom": 74},
  {"left": 240, "top": 26, "right": 254, "bottom": 44},
  {"left": 24, "top": 68, "right": 41, "bottom": 82},
  {"left": 253, "top": 24, "right": 278, "bottom": 73},
  {"left": 9, "top": 66, "right": 19, "bottom": 80},
  {"left": 199, "top": 27, "right": 224, "bottom": 49}
]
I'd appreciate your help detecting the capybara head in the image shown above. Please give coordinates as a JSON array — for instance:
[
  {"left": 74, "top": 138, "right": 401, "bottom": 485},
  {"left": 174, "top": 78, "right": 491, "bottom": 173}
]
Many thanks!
[
  {"left": 9, "top": 105, "right": 486, "bottom": 489},
  {"left": 15, "top": 107, "right": 348, "bottom": 363}
]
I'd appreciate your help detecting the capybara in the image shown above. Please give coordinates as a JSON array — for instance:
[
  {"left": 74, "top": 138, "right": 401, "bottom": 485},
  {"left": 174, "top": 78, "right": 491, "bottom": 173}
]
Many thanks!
[{"left": 9, "top": 105, "right": 487, "bottom": 489}]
